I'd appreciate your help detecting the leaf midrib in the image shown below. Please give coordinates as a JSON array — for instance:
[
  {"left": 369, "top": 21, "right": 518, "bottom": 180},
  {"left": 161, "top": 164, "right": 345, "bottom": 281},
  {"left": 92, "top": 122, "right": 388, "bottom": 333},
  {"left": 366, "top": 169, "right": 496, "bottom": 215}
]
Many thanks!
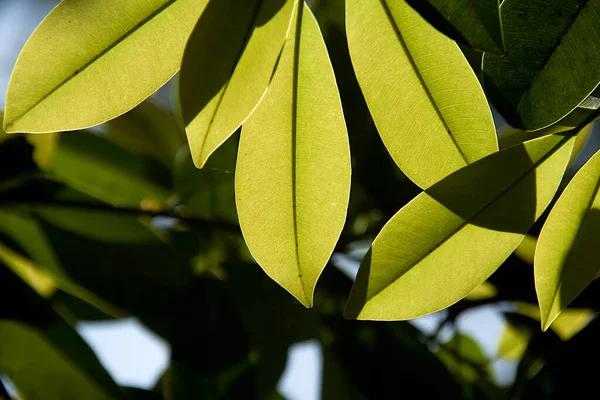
[
  {"left": 290, "top": 0, "right": 309, "bottom": 304},
  {"left": 366, "top": 136, "right": 571, "bottom": 305},
  {"left": 5, "top": 0, "right": 181, "bottom": 131},
  {"left": 380, "top": 0, "right": 469, "bottom": 165}
]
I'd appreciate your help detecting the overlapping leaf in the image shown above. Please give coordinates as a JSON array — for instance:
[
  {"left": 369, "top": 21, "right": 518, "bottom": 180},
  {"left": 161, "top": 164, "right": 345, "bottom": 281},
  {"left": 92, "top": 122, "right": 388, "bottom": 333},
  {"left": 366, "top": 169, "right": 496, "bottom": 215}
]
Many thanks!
[
  {"left": 406, "top": 0, "right": 504, "bottom": 53},
  {"left": 346, "top": 0, "right": 497, "bottom": 189},
  {"left": 4, "top": 0, "right": 209, "bottom": 133},
  {"left": 483, "top": 0, "right": 600, "bottom": 130},
  {"left": 345, "top": 134, "right": 575, "bottom": 320},
  {"left": 180, "top": 0, "right": 294, "bottom": 168},
  {"left": 236, "top": 1, "right": 351, "bottom": 307},
  {"left": 535, "top": 149, "right": 600, "bottom": 330}
]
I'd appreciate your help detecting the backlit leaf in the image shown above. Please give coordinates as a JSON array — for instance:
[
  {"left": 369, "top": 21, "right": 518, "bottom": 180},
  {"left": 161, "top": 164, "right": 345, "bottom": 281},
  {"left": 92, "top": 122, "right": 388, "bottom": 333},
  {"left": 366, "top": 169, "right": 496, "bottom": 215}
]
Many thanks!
[
  {"left": 235, "top": 1, "right": 351, "bottom": 307},
  {"left": 535, "top": 149, "right": 600, "bottom": 330},
  {"left": 346, "top": 0, "right": 497, "bottom": 189},
  {"left": 180, "top": 0, "right": 294, "bottom": 168},
  {"left": 406, "top": 0, "right": 504, "bottom": 54},
  {"left": 345, "top": 134, "right": 575, "bottom": 320},
  {"left": 482, "top": 0, "right": 600, "bottom": 130},
  {"left": 4, "top": 0, "right": 209, "bottom": 133}
]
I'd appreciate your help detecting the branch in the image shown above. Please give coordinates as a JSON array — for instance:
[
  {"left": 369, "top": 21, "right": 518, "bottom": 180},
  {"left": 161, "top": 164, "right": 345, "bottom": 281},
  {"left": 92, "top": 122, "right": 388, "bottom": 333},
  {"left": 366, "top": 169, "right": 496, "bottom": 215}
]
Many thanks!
[{"left": 0, "top": 199, "right": 241, "bottom": 234}]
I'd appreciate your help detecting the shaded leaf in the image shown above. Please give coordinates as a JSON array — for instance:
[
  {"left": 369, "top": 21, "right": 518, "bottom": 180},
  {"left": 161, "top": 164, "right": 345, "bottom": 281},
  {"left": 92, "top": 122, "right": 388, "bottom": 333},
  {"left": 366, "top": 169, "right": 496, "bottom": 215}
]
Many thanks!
[
  {"left": 4, "top": 0, "right": 209, "bottom": 133},
  {"left": 535, "top": 150, "right": 600, "bottom": 329},
  {"left": 0, "top": 265, "right": 122, "bottom": 400},
  {"left": 180, "top": 0, "right": 294, "bottom": 167},
  {"left": 105, "top": 99, "right": 185, "bottom": 167},
  {"left": 236, "top": 2, "right": 351, "bottom": 307},
  {"left": 345, "top": 134, "right": 575, "bottom": 320},
  {"left": 482, "top": 0, "right": 600, "bottom": 130},
  {"left": 346, "top": 0, "right": 497, "bottom": 189},
  {"left": 406, "top": 0, "right": 504, "bottom": 53},
  {"left": 47, "top": 132, "right": 172, "bottom": 207}
]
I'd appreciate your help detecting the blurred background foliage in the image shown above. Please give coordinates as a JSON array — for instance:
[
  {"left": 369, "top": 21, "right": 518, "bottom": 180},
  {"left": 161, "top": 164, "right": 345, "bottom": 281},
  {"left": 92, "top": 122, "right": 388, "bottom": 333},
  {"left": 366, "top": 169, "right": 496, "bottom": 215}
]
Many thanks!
[{"left": 1, "top": 0, "right": 600, "bottom": 399}]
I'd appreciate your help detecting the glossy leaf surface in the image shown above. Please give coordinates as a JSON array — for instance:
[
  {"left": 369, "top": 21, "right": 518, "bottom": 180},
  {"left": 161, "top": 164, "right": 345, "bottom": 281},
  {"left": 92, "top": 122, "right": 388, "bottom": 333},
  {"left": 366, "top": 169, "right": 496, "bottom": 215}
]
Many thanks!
[
  {"left": 236, "top": 2, "right": 350, "bottom": 307},
  {"left": 483, "top": 0, "right": 600, "bottom": 130},
  {"left": 346, "top": 0, "right": 497, "bottom": 188},
  {"left": 536, "top": 149, "right": 600, "bottom": 330},
  {"left": 180, "top": 0, "right": 294, "bottom": 167},
  {"left": 345, "top": 134, "right": 575, "bottom": 320},
  {"left": 4, "top": 0, "right": 209, "bottom": 133}
]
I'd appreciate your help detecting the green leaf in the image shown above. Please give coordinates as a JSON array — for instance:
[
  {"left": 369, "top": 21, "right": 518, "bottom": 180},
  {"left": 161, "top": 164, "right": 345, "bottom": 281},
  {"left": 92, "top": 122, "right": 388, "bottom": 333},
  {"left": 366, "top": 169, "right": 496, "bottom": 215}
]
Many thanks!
[
  {"left": 406, "top": 0, "right": 504, "bottom": 54},
  {"left": 179, "top": 0, "right": 294, "bottom": 168},
  {"left": 535, "top": 149, "right": 600, "bottom": 330},
  {"left": 4, "top": 0, "right": 209, "bottom": 133},
  {"left": 235, "top": 1, "right": 351, "bottom": 307},
  {"left": 345, "top": 133, "right": 575, "bottom": 320},
  {"left": 437, "top": 334, "right": 491, "bottom": 383},
  {"left": 47, "top": 132, "right": 172, "bottom": 207},
  {"left": 26, "top": 133, "right": 59, "bottom": 171},
  {"left": 482, "top": 0, "right": 600, "bottom": 130},
  {"left": 0, "top": 265, "right": 122, "bottom": 400},
  {"left": 346, "top": 0, "right": 497, "bottom": 189}
]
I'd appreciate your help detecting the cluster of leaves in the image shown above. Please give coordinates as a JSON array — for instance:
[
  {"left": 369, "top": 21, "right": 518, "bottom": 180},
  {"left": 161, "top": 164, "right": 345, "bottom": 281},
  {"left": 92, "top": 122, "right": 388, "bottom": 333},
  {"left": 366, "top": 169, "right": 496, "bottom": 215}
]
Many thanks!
[{"left": 3, "top": 0, "right": 600, "bottom": 398}]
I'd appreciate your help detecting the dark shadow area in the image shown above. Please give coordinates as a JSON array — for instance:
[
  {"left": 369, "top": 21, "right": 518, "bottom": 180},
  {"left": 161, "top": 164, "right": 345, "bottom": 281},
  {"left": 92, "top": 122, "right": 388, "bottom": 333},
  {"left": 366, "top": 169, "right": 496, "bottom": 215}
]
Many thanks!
[
  {"left": 179, "top": 0, "right": 286, "bottom": 126},
  {"left": 405, "top": 0, "right": 469, "bottom": 46},
  {"left": 425, "top": 139, "right": 539, "bottom": 233},
  {"left": 482, "top": 67, "right": 526, "bottom": 129}
]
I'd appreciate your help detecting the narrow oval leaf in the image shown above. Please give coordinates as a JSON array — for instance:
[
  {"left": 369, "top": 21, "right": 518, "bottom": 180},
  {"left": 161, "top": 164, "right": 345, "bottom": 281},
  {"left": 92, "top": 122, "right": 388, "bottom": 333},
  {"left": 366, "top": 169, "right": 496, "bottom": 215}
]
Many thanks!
[
  {"left": 180, "top": 0, "right": 295, "bottom": 168},
  {"left": 345, "top": 134, "right": 575, "bottom": 320},
  {"left": 483, "top": 0, "right": 600, "bottom": 130},
  {"left": 346, "top": 0, "right": 497, "bottom": 189},
  {"left": 406, "top": 0, "right": 504, "bottom": 54},
  {"left": 235, "top": 2, "right": 351, "bottom": 307},
  {"left": 535, "top": 149, "right": 600, "bottom": 330},
  {"left": 4, "top": 0, "right": 209, "bottom": 133}
]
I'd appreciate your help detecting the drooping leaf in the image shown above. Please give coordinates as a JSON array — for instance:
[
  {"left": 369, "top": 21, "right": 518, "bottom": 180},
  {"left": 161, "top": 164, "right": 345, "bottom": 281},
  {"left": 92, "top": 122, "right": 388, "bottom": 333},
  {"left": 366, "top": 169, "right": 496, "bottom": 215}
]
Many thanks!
[
  {"left": 4, "top": 0, "right": 209, "bottom": 133},
  {"left": 47, "top": 132, "right": 172, "bottom": 207},
  {"left": 235, "top": 1, "right": 351, "bottom": 307},
  {"left": 345, "top": 133, "right": 575, "bottom": 320},
  {"left": 406, "top": 0, "right": 504, "bottom": 54},
  {"left": 535, "top": 149, "right": 600, "bottom": 330},
  {"left": 346, "top": 0, "right": 497, "bottom": 189},
  {"left": 482, "top": 0, "right": 600, "bottom": 130},
  {"left": 179, "top": 0, "right": 294, "bottom": 168},
  {"left": 0, "top": 265, "right": 122, "bottom": 400}
]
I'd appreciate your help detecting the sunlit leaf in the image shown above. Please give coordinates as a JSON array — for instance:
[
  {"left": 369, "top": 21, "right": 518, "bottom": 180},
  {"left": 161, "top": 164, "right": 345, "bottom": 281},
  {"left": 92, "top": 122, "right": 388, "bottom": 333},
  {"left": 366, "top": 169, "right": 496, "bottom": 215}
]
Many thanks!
[
  {"left": 236, "top": 2, "right": 351, "bottom": 307},
  {"left": 482, "top": 0, "right": 600, "bottom": 130},
  {"left": 345, "top": 134, "right": 575, "bottom": 320},
  {"left": 4, "top": 0, "right": 209, "bottom": 133},
  {"left": 180, "top": 0, "right": 295, "bottom": 168},
  {"left": 535, "top": 149, "right": 600, "bottom": 330},
  {"left": 346, "top": 0, "right": 497, "bottom": 189},
  {"left": 406, "top": 0, "right": 504, "bottom": 54}
]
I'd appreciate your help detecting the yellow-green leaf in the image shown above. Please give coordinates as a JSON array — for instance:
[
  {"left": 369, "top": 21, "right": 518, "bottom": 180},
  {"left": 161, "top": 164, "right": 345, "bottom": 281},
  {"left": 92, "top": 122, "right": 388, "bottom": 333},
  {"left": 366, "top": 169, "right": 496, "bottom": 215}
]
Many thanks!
[
  {"left": 180, "top": 0, "right": 295, "bottom": 168},
  {"left": 535, "top": 149, "right": 600, "bottom": 330},
  {"left": 345, "top": 134, "right": 575, "bottom": 320},
  {"left": 235, "top": 2, "right": 351, "bottom": 307},
  {"left": 26, "top": 133, "right": 59, "bottom": 171},
  {"left": 346, "top": 0, "right": 497, "bottom": 189},
  {"left": 4, "top": 0, "right": 209, "bottom": 133}
]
